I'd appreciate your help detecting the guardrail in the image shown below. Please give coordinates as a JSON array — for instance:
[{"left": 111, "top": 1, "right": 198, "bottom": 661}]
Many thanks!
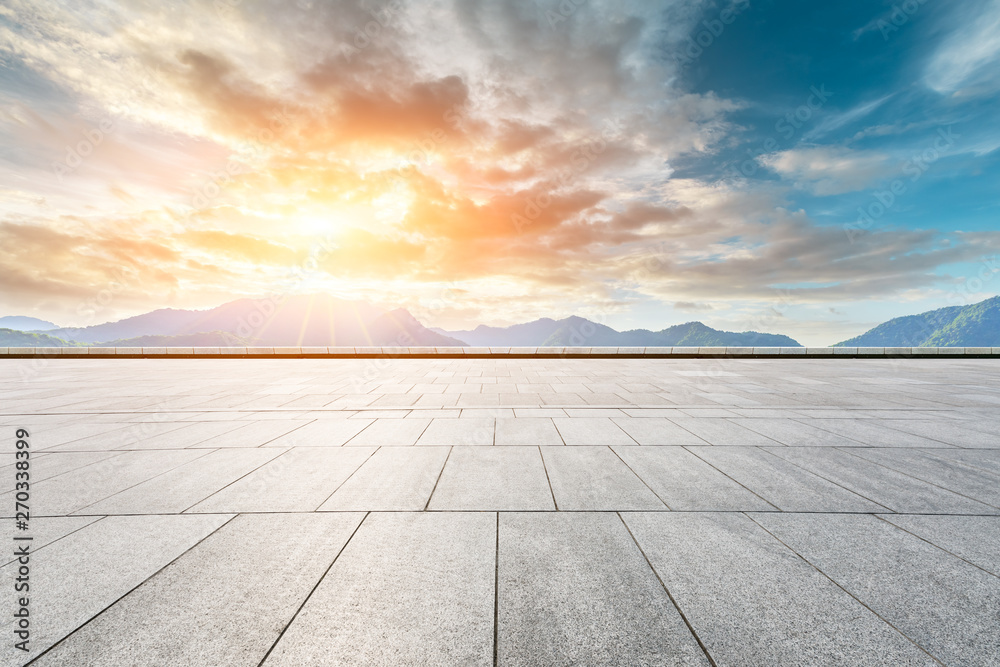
[{"left": 1, "top": 346, "right": 997, "bottom": 358}]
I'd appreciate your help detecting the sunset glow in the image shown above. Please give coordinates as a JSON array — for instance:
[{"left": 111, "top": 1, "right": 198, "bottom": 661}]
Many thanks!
[{"left": 2, "top": 1, "right": 999, "bottom": 344}]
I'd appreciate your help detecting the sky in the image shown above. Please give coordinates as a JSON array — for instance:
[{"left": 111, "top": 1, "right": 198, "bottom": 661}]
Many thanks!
[{"left": 1, "top": 0, "right": 999, "bottom": 345}]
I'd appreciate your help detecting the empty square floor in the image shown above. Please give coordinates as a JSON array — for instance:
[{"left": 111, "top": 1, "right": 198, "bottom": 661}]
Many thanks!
[{"left": 2, "top": 358, "right": 999, "bottom": 666}]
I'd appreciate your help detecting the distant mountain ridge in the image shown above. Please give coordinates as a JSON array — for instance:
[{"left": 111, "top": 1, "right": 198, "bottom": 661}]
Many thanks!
[
  {"left": 37, "top": 295, "right": 463, "bottom": 347},
  {"left": 0, "top": 316, "right": 58, "bottom": 331},
  {"left": 0, "top": 328, "right": 80, "bottom": 347},
  {"left": 91, "top": 332, "right": 251, "bottom": 347},
  {"left": 436, "top": 316, "right": 801, "bottom": 347},
  {"left": 836, "top": 296, "right": 1000, "bottom": 347}
]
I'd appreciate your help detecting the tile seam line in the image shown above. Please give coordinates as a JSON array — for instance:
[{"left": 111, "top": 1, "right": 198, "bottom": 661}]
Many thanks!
[
  {"left": 680, "top": 446, "right": 779, "bottom": 511},
  {"left": 917, "top": 447, "right": 1000, "bottom": 478},
  {"left": 0, "top": 515, "right": 105, "bottom": 569},
  {"left": 312, "top": 446, "right": 382, "bottom": 511},
  {"left": 834, "top": 447, "right": 1000, "bottom": 511},
  {"left": 255, "top": 511, "right": 370, "bottom": 667},
  {"left": 755, "top": 447, "right": 894, "bottom": 513},
  {"left": 255, "top": 418, "right": 317, "bottom": 448},
  {"left": 422, "top": 445, "right": 453, "bottom": 511},
  {"left": 616, "top": 512, "right": 718, "bottom": 667},
  {"left": 2, "top": 404, "right": 969, "bottom": 415},
  {"left": 15, "top": 449, "right": 129, "bottom": 485},
  {"left": 873, "top": 514, "right": 1000, "bottom": 581},
  {"left": 608, "top": 446, "right": 672, "bottom": 510},
  {"left": 658, "top": 416, "right": 712, "bottom": 446},
  {"left": 176, "top": 448, "right": 291, "bottom": 514},
  {"left": 493, "top": 511, "right": 500, "bottom": 667},
  {"left": 23, "top": 513, "right": 240, "bottom": 666},
  {"left": 537, "top": 445, "right": 559, "bottom": 511},
  {"left": 742, "top": 512, "right": 948, "bottom": 667},
  {"left": 32, "top": 509, "right": 1000, "bottom": 517},
  {"left": 65, "top": 447, "right": 219, "bottom": 516}
]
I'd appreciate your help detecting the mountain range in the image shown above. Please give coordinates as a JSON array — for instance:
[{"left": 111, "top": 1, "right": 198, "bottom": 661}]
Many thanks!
[
  {"left": 4, "top": 293, "right": 998, "bottom": 348},
  {"left": 31, "top": 295, "right": 463, "bottom": 347},
  {"left": 835, "top": 296, "right": 1000, "bottom": 347},
  {"left": 0, "top": 294, "right": 800, "bottom": 347},
  {"left": 0, "top": 316, "right": 57, "bottom": 331},
  {"left": 434, "top": 317, "right": 800, "bottom": 347}
]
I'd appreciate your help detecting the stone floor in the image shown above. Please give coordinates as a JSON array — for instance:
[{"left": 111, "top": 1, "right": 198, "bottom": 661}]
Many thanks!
[{"left": 2, "top": 358, "right": 999, "bottom": 666}]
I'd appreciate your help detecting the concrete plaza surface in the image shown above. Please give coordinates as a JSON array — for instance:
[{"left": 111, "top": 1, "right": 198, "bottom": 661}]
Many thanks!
[{"left": 2, "top": 358, "right": 999, "bottom": 666}]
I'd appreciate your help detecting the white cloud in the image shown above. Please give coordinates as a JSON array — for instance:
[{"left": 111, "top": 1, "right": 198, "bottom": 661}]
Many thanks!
[
  {"left": 925, "top": 0, "right": 1000, "bottom": 94},
  {"left": 758, "top": 146, "right": 893, "bottom": 195}
]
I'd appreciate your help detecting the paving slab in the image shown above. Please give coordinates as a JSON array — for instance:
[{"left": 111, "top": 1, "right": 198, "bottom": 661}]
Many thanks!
[
  {"left": 494, "top": 417, "right": 564, "bottom": 445},
  {"left": 879, "top": 514, "right": 1000, "bottom": 576},
  {"left": 185, "top": 447, "right": 374, "bottom": 513},
  {"left": 0, "top": 514, "right": 230, "bottom": 664},
  {"left": 77, "top": 448, "right": 284, "bottom": 515},
  {"left": 844, "top": 447, "right": 1000, "bottom": 510},
  {"left": 32, "top": 513, "right": 364, "bottom": 667},
  {"left": 416, "top": 418, "right": 495, "bottom": 445},
  {"left": 540, "top": 446, "right": 665, "bottom": 510},
  {"left": 20, "top": 449, "right": 212, "bottom": 516},
  {"left": 667, "top": 417, "right": 782, "bottom": 446},
  {"left": 428, "top": 446, "right": 555, "bottom": 511},
  {"left": 622, "top": 512, "right": 937, "bottom": 666},
  {"left": 0, "top": 516, "right": 101, "bottom": 566},
  {"left": 688, "top": 447, "right": 885, "bottom": 512},
  {"left": 114, "top": 421, "right": 249, "bottom": 449},
  {"left": 262, "top": 512, "right": 495, "bottom": 667},
  {"left": 807, "top": 419, "right": 949, "bottom": 448},
  {"left": 28, "top": 423, "right": 132, "bottom": 450},
  {"left": 754, "top": 513, "right": 1000, "bottom": 666},
  {"left": 319, "top": 447, "right": 450, "bottom": 511},
  {"left": 47, "top": 420, "right": 191, "bottom": 451},
  {"left": 16, "top": 451, "right": 122, "bottom": 484},
  {"left": 552, "top": 417, "right": 636, "bottom": 446},
  {"left": 877, "top": 419, "right": 998, "bottom": 448},
  {"left": 262, "top": 419, "right": 374, "bottom": 447},
  {"left": 613, "top": 446, "right": 774, "bottom": 511},
  {"left": 498, "top": 512, "right": 709, "bottom": 666},
  {"left": 612, "top": 417, "right": 707, "bottom": 445},
  {"left": 343, "top": 418, "right": 430, "bottom": 446},
  {"left": 190, "top": 419, "right": 311, "bottom": 447},
  {"left": 731, "top": 418, "right": 864, "bottom": 446},
  {"left": 766, "top": 447, "right": 995, "bottom": 514},
  {"left": 923, "top": 448, "right": 1000, "bottom": 476}
]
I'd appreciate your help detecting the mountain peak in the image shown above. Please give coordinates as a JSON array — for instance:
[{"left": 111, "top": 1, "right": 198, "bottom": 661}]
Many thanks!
[{"left": 835, "top": 295, "right": 1000, "bottom": 347}]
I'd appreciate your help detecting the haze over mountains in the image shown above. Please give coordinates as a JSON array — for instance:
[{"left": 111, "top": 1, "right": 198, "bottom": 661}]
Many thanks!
[
  {"left": 0, "top": 316, "right": 57, "bottom": 331},
  {"left": 3, "top": 294, "right": 999, "bottom": 348},
  {"left": 0, "top": 294, "right": 801, "bottom": 347},
  {"left": 434, "top": 317, "right": 800, "bottom": 347},
  {"left": 32, "top": 295, "right": 463, "bottom": 347}
]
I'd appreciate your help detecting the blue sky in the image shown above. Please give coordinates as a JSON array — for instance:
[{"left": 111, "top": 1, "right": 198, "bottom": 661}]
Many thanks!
[{"left": 1, "top": 0, "right": 998, "bottom": 344}]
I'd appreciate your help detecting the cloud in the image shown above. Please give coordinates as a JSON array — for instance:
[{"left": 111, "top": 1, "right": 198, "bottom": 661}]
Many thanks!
[
  {"left": 758, "top": 146, "right": 894, "bottom": 195},
  {"left": 674, "top": 301, "right": 714, "bottom": 312},
  {"left": 924, "top": 1, "right": 1000, "bottom": 95},
  {"left": 0, "top": 0, "right": 994, "bottom": 336}
]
